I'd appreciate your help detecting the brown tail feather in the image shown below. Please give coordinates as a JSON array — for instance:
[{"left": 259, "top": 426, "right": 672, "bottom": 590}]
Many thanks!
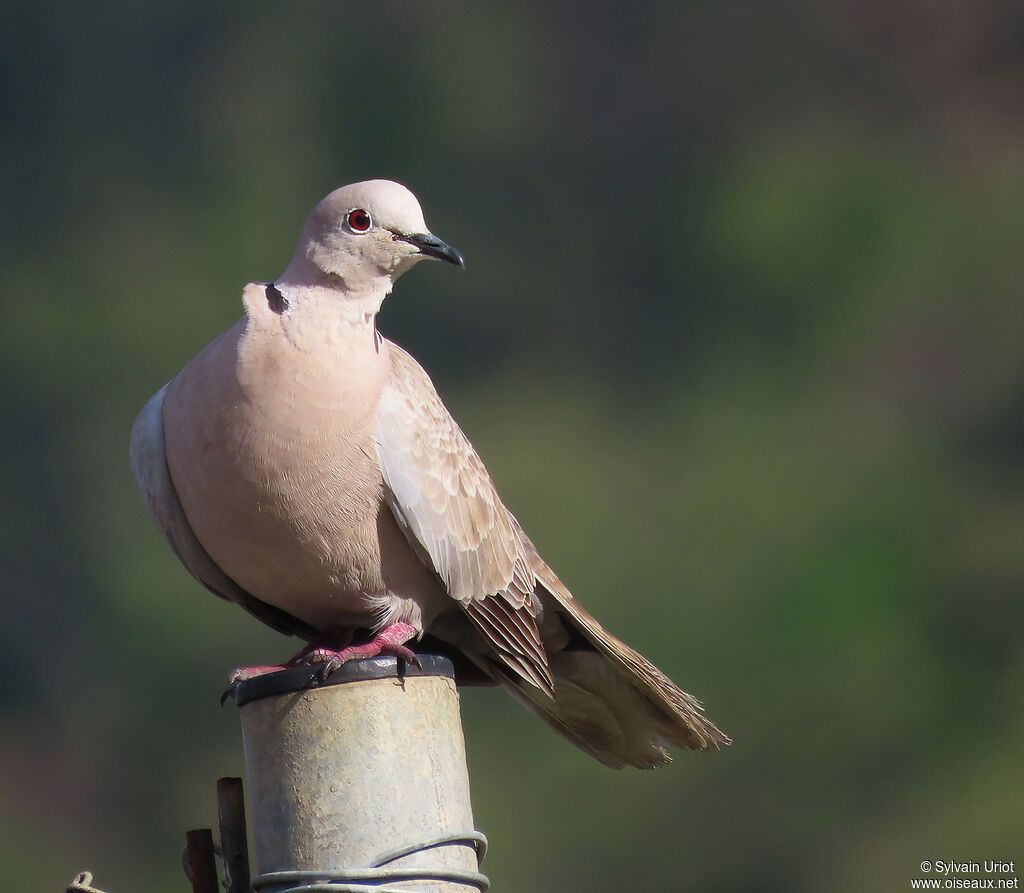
[
  {"left": 444, "top": 515, "right": 731, "bottom": 766},
  {"left": 540, "top": 575, "right": 730, "bottom": 752},
  {"left": 520, "top": 535, "right": 732, "bottom": 749},
  {"left": 496, "top": 649, "right": 689, "bottom": 768},
  {"left": 473, "top": 578, "right": 730, "bottom": 766}
]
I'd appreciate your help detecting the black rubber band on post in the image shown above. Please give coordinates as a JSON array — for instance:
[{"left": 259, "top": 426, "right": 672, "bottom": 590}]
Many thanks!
[{"left": 229, "top": 654, "right": 455, "bottom": 707}]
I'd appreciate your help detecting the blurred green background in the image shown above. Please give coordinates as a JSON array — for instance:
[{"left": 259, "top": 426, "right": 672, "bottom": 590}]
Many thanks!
[{"left": 2, "top": 2, "right": 1022, "bottom": 891}]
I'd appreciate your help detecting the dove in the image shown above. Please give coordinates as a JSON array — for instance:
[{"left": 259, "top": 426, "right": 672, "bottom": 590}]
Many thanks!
[{"left": 130, "top": 179, "right": 729, "bottom": 768}]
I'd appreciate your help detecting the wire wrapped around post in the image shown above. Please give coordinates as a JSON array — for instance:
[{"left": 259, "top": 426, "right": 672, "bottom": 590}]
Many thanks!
[{"left": 230, "top": 655, "right": 488, "bottom": 893}]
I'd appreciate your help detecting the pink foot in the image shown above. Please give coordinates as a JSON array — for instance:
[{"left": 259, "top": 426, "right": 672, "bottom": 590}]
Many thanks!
[
  {"left": 305, "top": 621, "right": 420, "bottom": 675},
  {"left": 227, "top": 622, "right": 419, "bottom": 684}
]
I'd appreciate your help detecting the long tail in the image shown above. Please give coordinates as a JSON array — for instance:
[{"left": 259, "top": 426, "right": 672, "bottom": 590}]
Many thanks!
[
  {"left": 477, "top": 533, "right": 731, "bottom": 768},
  {"left": 512, "top": 584, "right": 729, "bottom": 767}
]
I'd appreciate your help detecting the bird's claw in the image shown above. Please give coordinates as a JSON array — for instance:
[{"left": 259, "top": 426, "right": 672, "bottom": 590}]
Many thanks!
[
  {"left": 393, "top": 644, "right": 421, "bottom": 668},
  {"left": 318, "top": 657, "right": 343, "bottom": 680},
  {"left": 303, "top": 641, "right": 421, "bottom": 681},
  {"left": 227, "top": 664, "right": 285, "bottom": 684},
  {"left": 220, "top": 623, "right": 420, "bottom": 694}
]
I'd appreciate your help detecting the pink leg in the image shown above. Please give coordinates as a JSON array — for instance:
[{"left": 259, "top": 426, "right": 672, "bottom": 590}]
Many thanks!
[
  {"left": 228, "top": 622, "right": 418, "bottom": 684},
  {"left": 302, "top": 621, "right": 420, "bottom": 674}
]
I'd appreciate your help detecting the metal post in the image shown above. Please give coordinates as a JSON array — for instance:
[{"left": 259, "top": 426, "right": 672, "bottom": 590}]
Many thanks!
[{"left": 232, "top": 655, "right": 488, "bottom": 893}]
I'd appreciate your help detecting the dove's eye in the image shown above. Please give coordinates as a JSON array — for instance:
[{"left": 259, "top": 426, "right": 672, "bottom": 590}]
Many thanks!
[{"left": 346, "top": 208, "right": 372, "bottom": 233}]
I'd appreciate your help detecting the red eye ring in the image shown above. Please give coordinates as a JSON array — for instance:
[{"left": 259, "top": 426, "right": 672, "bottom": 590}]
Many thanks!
[{"left": 346, "top": 208, "right": 372, "bottom": 233}]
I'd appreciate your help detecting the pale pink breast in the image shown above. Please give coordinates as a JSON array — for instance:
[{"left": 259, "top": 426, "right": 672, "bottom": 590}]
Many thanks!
[{"left": 164, "top": 312, "right": 445, "bottom": 631}]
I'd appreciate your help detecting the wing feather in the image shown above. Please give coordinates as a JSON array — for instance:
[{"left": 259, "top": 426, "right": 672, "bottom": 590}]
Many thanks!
[{"left": 376, "top": 341, "right": 554, "bottom": 695}]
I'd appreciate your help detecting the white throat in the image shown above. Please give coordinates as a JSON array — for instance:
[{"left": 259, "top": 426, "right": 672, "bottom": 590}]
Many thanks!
[{"left": 274, "top": 276, "right": 391, "bottom": 328}]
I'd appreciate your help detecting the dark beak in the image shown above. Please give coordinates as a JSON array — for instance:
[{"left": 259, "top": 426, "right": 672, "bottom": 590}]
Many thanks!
[{"left": 401, "top": 232, "right": 465, "bottom": 268}]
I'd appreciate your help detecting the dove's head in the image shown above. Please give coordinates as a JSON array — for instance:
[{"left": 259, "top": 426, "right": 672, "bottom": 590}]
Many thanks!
[{"left": 282, "top": 180, "right": 463, "bottom": 298}]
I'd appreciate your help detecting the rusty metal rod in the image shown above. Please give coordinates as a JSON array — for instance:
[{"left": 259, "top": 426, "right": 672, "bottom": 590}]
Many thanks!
[
  {"left": 184, "top": 828, "right": 219, "bottom": 893},
  {"left": 217, "top": 776, "right": 252, "bottom": 893}
]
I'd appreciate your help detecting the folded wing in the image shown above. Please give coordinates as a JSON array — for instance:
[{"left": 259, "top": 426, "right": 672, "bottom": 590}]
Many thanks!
[{"left": 376, "top": 343, "right": 554, "bottom": 696}]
